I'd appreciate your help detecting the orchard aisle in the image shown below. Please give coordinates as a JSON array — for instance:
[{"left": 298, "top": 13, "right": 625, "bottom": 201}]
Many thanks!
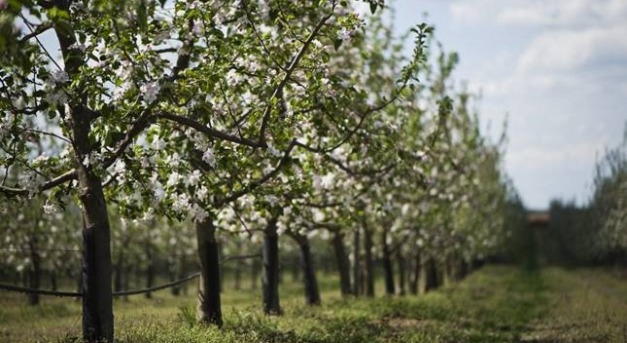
[
  {"left": 521, "top": 268, "right": 627, "bottom": 343},
  {"left": 2, "top": 265, "right": 627, "bottom": 342}
]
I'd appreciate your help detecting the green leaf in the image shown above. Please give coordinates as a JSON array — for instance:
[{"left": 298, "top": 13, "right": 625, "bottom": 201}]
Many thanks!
[
  {"left": 137, "top": 0, "right": 148, "bottom": 32},
  {"left": 334, "top": 39, "right": 342, "bottom": 50},
  {"left": 370, "top": 3, "right": 378, "bottom": 14}
]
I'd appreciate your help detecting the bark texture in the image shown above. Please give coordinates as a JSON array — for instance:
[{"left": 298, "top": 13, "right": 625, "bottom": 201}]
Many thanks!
[{"left": 196, "top": 219, "right": 223, "bottom": 327}]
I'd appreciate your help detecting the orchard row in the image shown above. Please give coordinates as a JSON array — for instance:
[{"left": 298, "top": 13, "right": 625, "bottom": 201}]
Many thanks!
[{"left": 0, "top": 1, "right": 520, "bottom": 342}]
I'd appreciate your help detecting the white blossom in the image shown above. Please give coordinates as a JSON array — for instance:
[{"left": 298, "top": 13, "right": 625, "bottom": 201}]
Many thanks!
[
  {"left": 140, "top": 155, "right": 151, "bottom": 168},
  {"left": 267, "top": 144, "right": 282, "bottom": 158},
  {"left": 82, "top": 153, "right": 96, "bottom": 168},
  {"left": 186, "top": 169, "right": 202, "bottom": 187},
  {"left": 337, "top": 27, "right": 352, "bottom": 42},
  {"left": 188, "top": 0, "right": 202, "bottom": 8},
  {"left": 312, "top": 39, "right": 323, "bottom": 49},
  {"left": 142, "top": 207, "right": 155, "bottom": 222},
  {"left": 197, "top": 185, "right": 209, "bottom": 201},
  {"left": 153, "top": 182, "right": 165, "bottom": 201},
  {"left": 172, "top": 193, "right": 191, "bottom": 214},
  {"left": 313, "top": 208, "right": 325, "bottom": 222},
  {"left": 192, "top": 20, "right": 204, "bottom": 35},
  {"left": 190, "top": 203, "right": 209, "bottom": 222},
  {"left": 43, "top": 200, "right": 57, "bottom": 214},
  {"left": 12, "top": 96, "right": 26, "bottom": 110},
  {"left": 265, "top": 195, "right": 279, "bottom": 207},
  {"left": 45, "top": 89, "right": 68, "bottom": 106},
  {"left": 320, "top": 173, "right": 335, "bottom": 188},
  {"left": 49, "top": 70, "right": 69, "bottom": 85},
  {"left": 112, "top": 160, "right": 126, "bottom": 175},
  {"left": 32, "top": 154, "right": 49, "bottom": 166},
  {"left": 313, "top": 175, "right": 322, "bottom": 191},
  {"left": 202, "top": 147, "right": 216, "bottom": 167},
  {"left": 115, "top": 61, "right": 133, "bottom": 81},
  {"left": 140, "top": 81, "right": 160, "bottom": 104},
  {"left": 166, "top": 152, "right": 181, "bottom": 167},
  {"left": 167, "top": 172, "right": 182, "bottom": 187},
  {"left": 68, "top": 42, "right": 87, "bottom": 51}
]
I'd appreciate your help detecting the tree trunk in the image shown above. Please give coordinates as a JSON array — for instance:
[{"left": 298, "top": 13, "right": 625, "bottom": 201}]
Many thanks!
[
  {"left": 396, "top": 251, "right": 406, "bottom": 296},
  {"left": 289, "top": 233, "right": 321, "bottom": 306},
  {"left": 262, "top": 216, "right": 281, "bottom": 315},
  {"left": 217, "top": 240, "right": 223, "bottom": 293},
  {"left": 196, "top": 218, "right": 223, "bottom": 327},
  {"left": 424, "top": 257, "right": 439, "bottom": 292},
  {"left": 251, "top": 257, "right": 259, "bottom": 290},
  {"left": 332, "top": 230, "right": 352, "bottom": 297},
  {"left": 114, "top": 256, "right": 123, "bottom": 293},
  {"left": 233, "top": 241, "right": 242, "bottom": 291},
  {"left": 169, "top": 256, "right": 180, "bottom": 296},
  {"left": 55, "top": 5, "right": 114, "bottom": 341},
  {"left": 381, "top": 230, "right": 395, "bottom": 296},
  {"left": 27, "top": 236, "right": 41, "bottom": 306},
  {"left": 458, "top": 258, "right": 469, "bottom": 280},
  {"left": 180, "top": 255, "right": 189, "bottom": 296},
  {"left": 352, "top": 227, "right": 362, "bottom": 296},
  {"left": 80, "top": 201, "right": 114, "bottom": 342},
  {"left": 144, "top": 244, "right": 154, "bottom": 299},
  {"left": 363, "top": 227, "right": 375, "bottom": 297},
  {"left": 50, "top": 270, "right": 58, "bottom": 292},
  {"left": 409, "top": 250, "right": 421, "bottom": 295}
]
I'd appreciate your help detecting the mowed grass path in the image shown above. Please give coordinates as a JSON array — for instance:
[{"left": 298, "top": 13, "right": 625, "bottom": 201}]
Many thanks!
[{"left": 1, "top": 266, "right": 627, "bottom": 342}]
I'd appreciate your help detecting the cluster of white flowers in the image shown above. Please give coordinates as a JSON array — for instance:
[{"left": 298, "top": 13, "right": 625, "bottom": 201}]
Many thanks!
[
  {"left": 313, "top": 173, "right": 335, "bottom": 192},
  {"left": 141, "top": 207, "right": 155, "bottom": 222},
  {"left": 49, "top": 70, "right": 69, "bottom": 85},
  {"left": 69, "top": 1, "right": 85, "bottom": 14},
  {"left": 337, "top": 27, "right": 353, "bottom": 42},
  {"left": 197, "top": 185, "right": 209, "bottom": 202},
  {"left": 267, "top": 144, "right": 282, "bottom": 158},
  {"left": 166, "top": 152, "right": 181, "bottom": 167},
  {"left": 202, "top": 147, "right": 216, "bottom": 167},
  {"left": 140, "top": 154, "right": 153, "bottom": 169},
  {"left": 31, "top": 153, "right": 49, "bottom": 167},
  {"left": 192, "top": 20, "right": 204, "bottom": 36},
  {"left": 312, "top": 208, "right": 325, "bottom": 222},
  {"left": 185, "top": 169, "right": 203, "bottom": 187},
  {"left": 43, "top": 199, "right": 58, "bottom": 214},
  {"left": 0, "top": 122, "right": 9, "bottom": 138},
  {"left": 172, "top": 193, "right": 190, "bottom": 213},
  {"left": 264, "top": 195, "right": 280, "bottom": 207},
  {"left": 45, "top": 88, "right": 67, "bottom": 106},
  {"left": 190, "top": 203, "right": 209, "bottom": 222},
  {"left": 166, "top": 171, "right": 182, "bottom": 187},
  {"left": 68, "top": 42, "right": 87, "bottom": 52},
  {"left": 148, "top": 174, "right": 165, "bottom": 202},
  {"left": 81, "top": 152, "right": 102, "bottom": 168},
  {"left": 140, "top": 81, "right": 160, "bottom": 104}
]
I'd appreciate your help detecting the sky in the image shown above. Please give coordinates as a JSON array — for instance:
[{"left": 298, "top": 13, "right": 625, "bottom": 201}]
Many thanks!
[{"left": 379, "top": 0, "right": 627, "bottom": 209}]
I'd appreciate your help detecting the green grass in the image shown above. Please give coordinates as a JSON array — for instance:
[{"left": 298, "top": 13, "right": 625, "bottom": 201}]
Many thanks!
[{"left": 2, "top": 266, "right": 627, "bottom": 342}]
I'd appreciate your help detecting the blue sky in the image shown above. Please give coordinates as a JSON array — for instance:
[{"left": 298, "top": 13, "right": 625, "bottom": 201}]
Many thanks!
[{"left": 376, "top": 0, "right": 627, "bottom": 209}]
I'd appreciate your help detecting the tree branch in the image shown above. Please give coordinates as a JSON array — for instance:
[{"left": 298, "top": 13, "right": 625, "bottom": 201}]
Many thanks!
[
  {"left": 258, "top": 10, "right": 334, "bottom": 144},
  {"left": 155, "top": 112, "right": 263, "bottom": 148}
]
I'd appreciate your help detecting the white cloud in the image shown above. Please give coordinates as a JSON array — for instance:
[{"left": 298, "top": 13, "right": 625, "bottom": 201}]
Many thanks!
[
  {"left": 451, "top": 0, "right": 627, "bottom": 28},
  {"left": 518, "top": 26, "right": 627, "bottom": 73},
  {"left": 507, "top": 140, "right": 607, "bottom": 172},
  {"left": 394, "top": 0, "right": 627, "bottom": 207}
]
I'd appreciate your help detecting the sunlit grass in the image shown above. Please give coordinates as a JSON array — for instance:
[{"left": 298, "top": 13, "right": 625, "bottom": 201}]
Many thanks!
[{"left": 2, "top": 266, "right": 627, "bottom": 342}]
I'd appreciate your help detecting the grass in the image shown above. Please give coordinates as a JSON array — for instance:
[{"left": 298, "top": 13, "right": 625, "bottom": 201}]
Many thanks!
[{"left": 1, "top": 265, "right": 626, "bottom": 342}]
